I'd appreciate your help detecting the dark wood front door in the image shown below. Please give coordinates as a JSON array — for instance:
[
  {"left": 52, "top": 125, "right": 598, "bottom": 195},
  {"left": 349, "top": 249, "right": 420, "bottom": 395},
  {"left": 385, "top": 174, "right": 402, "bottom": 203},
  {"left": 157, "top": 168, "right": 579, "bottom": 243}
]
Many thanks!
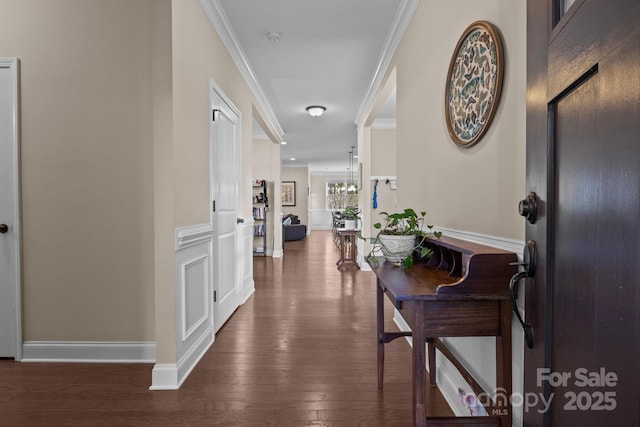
[{"left": 525, "top": 0, "right": 640, "bottom": 425}]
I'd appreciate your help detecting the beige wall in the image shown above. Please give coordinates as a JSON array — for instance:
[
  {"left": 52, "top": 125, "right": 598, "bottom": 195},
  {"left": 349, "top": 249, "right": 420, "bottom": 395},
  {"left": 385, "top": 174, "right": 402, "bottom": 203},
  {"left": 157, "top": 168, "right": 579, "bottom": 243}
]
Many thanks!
[
  {"left": 152, "top": 0, "right": 175, "bottom": 362},
  {"left": 371, "top": 128, "right": 397, "bottom": 177},
  {"left": 281, "top": 167, "right": 309, "bottom": 227},
  {"left": 172, "top": 0, "right": 256, "bottom": 227},
  {"left": 1, "top": 0, "right": 524, "bottom": 382},
  {"left": 172, "top": 1, "right": 280, "bottom": 228},
  {"left": 358, "top": 2, "right": 527, "bottom": 423},
  {"left": 163, "top": 0, "right": 276, "bottom": 362},
  {"left": 0, "top": 0, "right": 167, "bottom": 342},
  {"left": 309, "top": 174, "right": 328, "bottom": 210},
  {"left": 0, "top": 0, "right": 277, "bottom": 365},
  {"left": 369, "top": 128, "right": 397, "bottom": 236},
  {"left": 252, "top": 139, "right": 281, "bottom": 190},
  {"left": 392, "top": 0, "right": 526, "bottom": 240}
]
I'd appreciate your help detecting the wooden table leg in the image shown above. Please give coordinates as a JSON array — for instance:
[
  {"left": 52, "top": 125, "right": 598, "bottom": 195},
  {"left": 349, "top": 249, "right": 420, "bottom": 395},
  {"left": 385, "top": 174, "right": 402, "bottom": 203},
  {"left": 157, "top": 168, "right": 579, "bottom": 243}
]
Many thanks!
[
  {"left": 411, "top": 302, "right": 427, "bottom": 427},
  {"left": 427, "top": 338, "right": 437, "bottom": 386},
  {"left": 338, "top": 233, "right": 347, "bottom": 266},
  {"left": 496, "top": 300, "right": 512, "bottom": 427},
  {"left": 376, "top": 280, "right": 384, "bottom": 388}
]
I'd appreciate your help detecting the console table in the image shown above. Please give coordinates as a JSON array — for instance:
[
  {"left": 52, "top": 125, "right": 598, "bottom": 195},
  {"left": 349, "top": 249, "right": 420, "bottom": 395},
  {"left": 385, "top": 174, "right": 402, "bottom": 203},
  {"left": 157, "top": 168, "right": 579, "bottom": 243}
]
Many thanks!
[{"left": 369, "top": 236, "right": 517, "bottom": 427}]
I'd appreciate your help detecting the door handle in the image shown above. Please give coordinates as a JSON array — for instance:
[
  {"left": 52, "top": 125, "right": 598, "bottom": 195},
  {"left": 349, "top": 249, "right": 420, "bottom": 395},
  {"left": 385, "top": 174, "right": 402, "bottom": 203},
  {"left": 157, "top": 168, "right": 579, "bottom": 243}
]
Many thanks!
[
  {"left": 509, "top": 240, "right": 536, "bottom": 349},
  {"left": 236, "top": 218, "right": 245, "bottom": 224},
  {"left": 0, "top": 224, "right": 8, "bottom": 233}
]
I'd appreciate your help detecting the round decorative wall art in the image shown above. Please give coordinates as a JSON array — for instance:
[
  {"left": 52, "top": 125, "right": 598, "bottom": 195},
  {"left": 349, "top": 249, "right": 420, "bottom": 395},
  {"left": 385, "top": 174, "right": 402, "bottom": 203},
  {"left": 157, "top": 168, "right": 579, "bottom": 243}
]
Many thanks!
[{"left": 445, "top": 21, "right": 504, "bottom": 147}]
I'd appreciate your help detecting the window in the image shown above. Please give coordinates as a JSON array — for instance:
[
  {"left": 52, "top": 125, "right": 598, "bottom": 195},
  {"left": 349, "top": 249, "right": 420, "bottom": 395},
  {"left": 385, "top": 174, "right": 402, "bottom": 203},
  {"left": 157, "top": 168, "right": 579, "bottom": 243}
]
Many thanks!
[
  {"left": 555, "top": 0, "right": 577, "bottom": 24},
  {"left": 327, "top": 180, "right": 358, "bottom": 210}
]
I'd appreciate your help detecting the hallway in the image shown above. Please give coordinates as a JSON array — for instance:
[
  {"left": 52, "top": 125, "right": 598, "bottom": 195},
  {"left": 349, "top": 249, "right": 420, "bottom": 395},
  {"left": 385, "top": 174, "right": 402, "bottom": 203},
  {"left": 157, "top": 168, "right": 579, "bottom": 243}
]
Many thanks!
[{"left": 1, "top": 231, "right": 452, "bottom": 426}]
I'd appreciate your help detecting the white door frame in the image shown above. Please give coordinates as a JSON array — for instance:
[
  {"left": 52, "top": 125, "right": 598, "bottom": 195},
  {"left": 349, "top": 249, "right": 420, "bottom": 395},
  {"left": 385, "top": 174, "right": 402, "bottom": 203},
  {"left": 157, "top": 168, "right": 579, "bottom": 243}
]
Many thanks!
[{"left": 0, "top": 58, "right": 22, "bottom": 360}]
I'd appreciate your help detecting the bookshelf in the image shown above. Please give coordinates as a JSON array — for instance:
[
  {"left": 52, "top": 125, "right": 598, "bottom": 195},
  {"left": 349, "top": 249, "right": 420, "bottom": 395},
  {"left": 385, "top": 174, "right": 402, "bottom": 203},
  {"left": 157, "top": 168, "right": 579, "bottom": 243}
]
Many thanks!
[{"left": 252, "top": 179, "right": 268, "bottom": 256}]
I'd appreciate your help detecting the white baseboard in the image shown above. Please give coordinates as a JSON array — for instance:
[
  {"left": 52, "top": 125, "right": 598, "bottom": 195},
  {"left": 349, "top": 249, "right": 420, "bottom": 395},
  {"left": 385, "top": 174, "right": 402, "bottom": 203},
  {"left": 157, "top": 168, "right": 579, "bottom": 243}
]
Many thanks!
[
  {"left": 435, "top": 354, "right": 474, "bottom": 416},
  {"left": 149, "top": 364, "right": 179, "bottom": 390},
  {"left": 359, "top": 259, "right": 372, "bottom": 271},
  {"left": 272, "top": 249, "right": 283, "bottom": 258},
  {"left": 21, "top": 341, "right": 155, "bottom": 363},
  {"left": 240, "top": 286, "right": 255, "bottom": 305},
  {"left": 150, "top": 326, "right": 213, "bottom": 390}
]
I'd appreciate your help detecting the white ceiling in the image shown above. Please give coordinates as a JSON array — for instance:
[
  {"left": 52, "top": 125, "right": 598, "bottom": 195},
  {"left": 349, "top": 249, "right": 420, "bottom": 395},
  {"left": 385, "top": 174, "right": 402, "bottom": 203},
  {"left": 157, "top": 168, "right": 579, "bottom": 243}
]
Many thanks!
[{"left": 217, "top": 0, "right": 403, "bottom": 171}]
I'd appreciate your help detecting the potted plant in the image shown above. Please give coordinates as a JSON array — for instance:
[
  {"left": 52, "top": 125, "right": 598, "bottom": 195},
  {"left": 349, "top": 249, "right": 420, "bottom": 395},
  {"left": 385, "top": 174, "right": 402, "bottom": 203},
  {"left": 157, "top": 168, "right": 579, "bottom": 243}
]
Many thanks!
[
  {"left": 342, "top": 206, "right": 360, "bottom": 230},
  {"left": 365, "top": 208, "right": 441, "bottom": 267}
]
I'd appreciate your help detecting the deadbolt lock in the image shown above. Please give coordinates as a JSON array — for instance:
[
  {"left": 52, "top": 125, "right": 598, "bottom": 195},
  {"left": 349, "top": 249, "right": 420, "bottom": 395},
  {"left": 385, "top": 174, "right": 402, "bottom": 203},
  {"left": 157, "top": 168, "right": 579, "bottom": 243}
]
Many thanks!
[{"left": 518, "top": 192, "right": 538, "bottom": 224}]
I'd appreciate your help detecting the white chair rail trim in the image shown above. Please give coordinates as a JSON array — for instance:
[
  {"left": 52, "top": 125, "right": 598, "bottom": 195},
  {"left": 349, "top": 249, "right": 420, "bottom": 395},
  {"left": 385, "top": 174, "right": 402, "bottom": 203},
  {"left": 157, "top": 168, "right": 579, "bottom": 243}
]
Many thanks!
[{"left": 175, "top": 224, "right": 214, "bottom": 251}]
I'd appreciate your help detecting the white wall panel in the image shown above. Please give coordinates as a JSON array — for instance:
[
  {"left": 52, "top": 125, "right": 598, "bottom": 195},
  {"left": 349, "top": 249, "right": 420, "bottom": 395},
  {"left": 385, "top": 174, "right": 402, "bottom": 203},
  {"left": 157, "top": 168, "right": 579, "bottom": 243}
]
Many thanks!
[
  {"left": 239, "top": 219, "right": 255, "bottom": 303},
  {"left": 181, "top": 254, "right": 209, "bottom": 341},
  {"left": 153, "top": 224, "right": 214, "bottom": 390},
  {"left": 310, "top": 209, "right": 332, "bottom": 230}
]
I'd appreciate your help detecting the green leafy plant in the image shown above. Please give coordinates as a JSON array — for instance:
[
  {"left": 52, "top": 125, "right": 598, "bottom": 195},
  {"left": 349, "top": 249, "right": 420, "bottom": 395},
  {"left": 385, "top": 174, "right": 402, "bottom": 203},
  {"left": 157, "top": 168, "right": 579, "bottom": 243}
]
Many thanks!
[
  {"left": 342, "top": 206, "right": 361, "bottom": 221},
  {"left": 363, "top": 208, "right": 442, "bottom": 268}
]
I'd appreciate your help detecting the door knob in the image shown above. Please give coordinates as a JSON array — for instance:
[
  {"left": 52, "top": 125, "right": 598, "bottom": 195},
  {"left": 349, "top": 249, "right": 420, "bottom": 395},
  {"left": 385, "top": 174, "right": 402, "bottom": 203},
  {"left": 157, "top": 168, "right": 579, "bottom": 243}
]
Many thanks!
[
  {"left": 237, "top": 218, "right": 245, "bottom": 224},
  {"left": 518, "top": 192, "right": 538, "bottom": 224},
  {"left": 0, "top": 224, "right": 8, "bottom": 233}
]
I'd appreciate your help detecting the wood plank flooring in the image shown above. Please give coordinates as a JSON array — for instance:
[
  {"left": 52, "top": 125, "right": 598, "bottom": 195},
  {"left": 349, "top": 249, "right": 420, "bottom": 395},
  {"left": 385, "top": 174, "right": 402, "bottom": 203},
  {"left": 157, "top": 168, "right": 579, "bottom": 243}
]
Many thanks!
[{"left": 0, "top": 231, "right": 453, "bottom": 426}]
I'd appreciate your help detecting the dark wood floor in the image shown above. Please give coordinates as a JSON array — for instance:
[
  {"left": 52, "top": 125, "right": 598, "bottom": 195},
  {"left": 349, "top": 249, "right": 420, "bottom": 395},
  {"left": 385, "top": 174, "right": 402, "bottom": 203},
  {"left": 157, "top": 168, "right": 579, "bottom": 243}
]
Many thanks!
[{"left": 0, "top": 231, "right": 453, "bottom": 426}]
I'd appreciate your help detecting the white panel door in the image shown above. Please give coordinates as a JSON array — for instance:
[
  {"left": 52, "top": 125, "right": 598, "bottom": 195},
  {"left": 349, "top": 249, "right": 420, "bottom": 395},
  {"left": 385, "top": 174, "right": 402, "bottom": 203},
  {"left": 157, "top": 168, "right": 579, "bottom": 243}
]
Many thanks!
[
  {"left": 0, "top": 59, "right": 20, "bottom": 358},
  {"left": 210, "top": 81, "right": 241, "bottom": 332}
]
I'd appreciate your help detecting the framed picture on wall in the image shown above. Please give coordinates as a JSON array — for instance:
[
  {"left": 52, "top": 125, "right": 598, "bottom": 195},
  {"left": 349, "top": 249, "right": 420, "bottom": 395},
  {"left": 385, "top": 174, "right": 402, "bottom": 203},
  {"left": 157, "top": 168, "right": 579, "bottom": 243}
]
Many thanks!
[
  {"left": 445, "top": 21, "right": 504, "bottom": 147},
  {"left": 281, "top": 181, "right": 296, "bottom": 206}
]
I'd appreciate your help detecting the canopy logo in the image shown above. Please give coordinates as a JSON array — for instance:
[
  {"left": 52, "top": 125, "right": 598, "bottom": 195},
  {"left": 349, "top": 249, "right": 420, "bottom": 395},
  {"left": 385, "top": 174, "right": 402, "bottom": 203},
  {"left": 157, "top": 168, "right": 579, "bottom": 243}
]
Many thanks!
[{"left": 458, "top": 367, "right": 618, "bottom": 415}]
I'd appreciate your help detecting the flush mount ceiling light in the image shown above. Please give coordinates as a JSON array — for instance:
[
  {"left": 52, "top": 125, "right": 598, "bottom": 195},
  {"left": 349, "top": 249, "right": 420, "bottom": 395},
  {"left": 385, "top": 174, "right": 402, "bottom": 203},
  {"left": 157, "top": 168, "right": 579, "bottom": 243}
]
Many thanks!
[{"left": 306, "top": 105, "right": 326, "bottom": 117}]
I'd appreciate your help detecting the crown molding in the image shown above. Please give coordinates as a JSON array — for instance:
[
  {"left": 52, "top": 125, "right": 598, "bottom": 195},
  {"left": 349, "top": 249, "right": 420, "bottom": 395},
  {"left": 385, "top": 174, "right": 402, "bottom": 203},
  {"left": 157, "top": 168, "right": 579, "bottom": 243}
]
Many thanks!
[
  {"left": 354, "top": 0, "right": 419, "bottom": 127},
  {"left": 198, "top": 0, "right": 285, "bottom": 140}
]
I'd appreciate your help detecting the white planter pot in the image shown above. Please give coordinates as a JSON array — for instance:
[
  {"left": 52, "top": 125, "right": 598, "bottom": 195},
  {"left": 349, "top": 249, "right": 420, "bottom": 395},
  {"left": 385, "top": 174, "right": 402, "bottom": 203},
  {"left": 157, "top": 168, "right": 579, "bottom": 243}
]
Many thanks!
[
  {"left": 344, "top": 219, "right": 356, "bottom": 230},
  {"left": 378, "top": 234, "right": 416, "bottom": 263}
]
